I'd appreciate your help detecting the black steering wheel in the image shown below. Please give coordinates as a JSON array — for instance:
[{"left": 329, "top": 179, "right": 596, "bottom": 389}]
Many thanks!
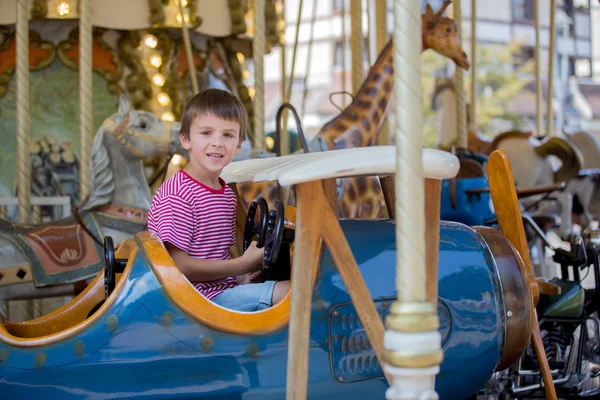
[
  {"left": 263, "top": 200, "right": 294, "bottom": 281},
  {"left": 243, "top": 198, "right": 269, "bottom": 251},
  {"left": 104, "top": 236, "right": 116, "bottom": 299},
  {"left": 87, "top": 236, "right": 127, "bottom": 319}
]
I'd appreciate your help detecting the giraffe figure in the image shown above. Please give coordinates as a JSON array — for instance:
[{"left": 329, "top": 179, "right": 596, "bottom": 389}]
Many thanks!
[{"left": 238, "top": 1, "right": 470, "bottom": 219}]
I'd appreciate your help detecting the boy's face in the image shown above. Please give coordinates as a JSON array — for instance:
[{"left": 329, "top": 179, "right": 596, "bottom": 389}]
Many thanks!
[{"left": 180, "top": 114, "right": 242, "bottom": 176}]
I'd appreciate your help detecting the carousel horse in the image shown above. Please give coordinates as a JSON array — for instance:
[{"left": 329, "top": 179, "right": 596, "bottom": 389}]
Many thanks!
[
  {"left": 431, "top": 76, "right": 588, "bottom": 239},
  {"left": 563, "top": 130, "right": 600, "bottom": 227},
  {"left": 0, "top": 95, "right": 184, "bottom": 312},
  {"left": 237, "top": 1, "right": 470, "bottom": 219}
]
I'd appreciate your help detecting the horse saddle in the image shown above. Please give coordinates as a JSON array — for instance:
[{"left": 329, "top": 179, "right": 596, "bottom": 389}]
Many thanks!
[{"left": 0, "top": 211, "right": 104, "bottom": 287}]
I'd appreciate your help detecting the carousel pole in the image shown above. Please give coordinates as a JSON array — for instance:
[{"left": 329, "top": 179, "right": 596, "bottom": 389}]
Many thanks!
[
  {"left": 470, "top": 0, "right": 477, "bottom": 132},
  {"left": 383, "top": 0, "right": 442, "bottom": 398},
  {"left": 79, "top": 0, "right": 92, "bottom": 202},
  {"left": 534, "top": 0, "right": 542, "bottom": 136},
  {"left": 14, "top": 0, "right": 33, "bottom": 321},
  {"left": 178, "top": 0, "right": 199, "bottom": 95},
  {"left": 546, "top": 0, "right": 556, "bottom": 137},
  {"left": 340, "top": 0, "right": 348, "bottom": 107},
  {"left": 279, "top": 0, "right": 289, "bottom": 154},
  {"left": 281, "top": 0, "right": 302, "bottom": 154},
  {"left": 453, "top": 0, "right": 468, "bottom": 150},
  {"left": 350, "top": 0, "right": 364, "bottom": 93},
  {"left": 16, "top": 0, "right": 30, "bottom": 223},
  {"left": 253, "top": 0, "right": 266, "bottom": 151},
  {"left": 300, "top": 0, "right": 318, "bottom": 120},
  {"left": 375, "top": 0, "right": 389, "bottom": 144}
]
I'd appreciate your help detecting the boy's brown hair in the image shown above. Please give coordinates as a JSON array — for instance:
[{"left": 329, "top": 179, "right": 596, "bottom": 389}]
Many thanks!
[{"left": 179, "top": 88, "right": 248, "bottom": 143}]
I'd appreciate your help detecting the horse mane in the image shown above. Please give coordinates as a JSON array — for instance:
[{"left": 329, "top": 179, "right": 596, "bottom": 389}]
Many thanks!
[{"left": 79, "top": 119, "right": 116, "bottom": 211}]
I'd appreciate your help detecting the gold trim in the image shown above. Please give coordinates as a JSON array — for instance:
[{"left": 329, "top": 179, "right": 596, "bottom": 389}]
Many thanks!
[
  {"left": 0, "top": 265, "right": 34, "bottom": 286},
  {"left": 0, "top": 30, "right": 56, "bottom": 99},
  {"left": 160, "top": 311, "right": 174, "bottom": 327},
  {"left": 247, "top": 342, "right": 260, "bottom": 357},
  {"left": 107, "top": 315, "right": 119, "bottom": 333},
  {"left": 383, "top": 349, "right": 444, "bottom": 369},
  {"left": 0, "top": 348, "right": 9, "bottom": 363},
  {"left": 0, "top": 245, "right": 136, "bottom": 347},
  {"left": 74, "top": 340, "right": 85, "bottom": 358},
  {"left": 140, "top": 229, "right": 320, "bottom": 335},
  {"left": 385, "top": 301, "right": 439, "bottom": 332},
  {"left": 148, "top": 0, "right": 201, "bottom": 29},
  {"left": 57, "top": 27, "right": 123, "bottom": 97},
  {"left": 31, "top": 0, "right": 48, "bottom": 19},
  {"left": 201, "top": 336, "right": 214, "bottom": 353},
  {"left": 165, "top": 40, "right": 207, "bottom": 120},
  {"left": 389, "top": 301, "right": 437, "bottom": 316},
  {"left": 385, "top": 314, "right": 439, "bottom": 333},
  {"left": 228, "top": 0, "right": 249, "bottom": 35},
  {"left": 34, "top": 352, "right": 46, "bottom": 369},
  {"left": 147, "top": 0, "right": 165, "bottom": 26},
  {"left": 118, "top": 31, "right": 151, "bottom": 111}
]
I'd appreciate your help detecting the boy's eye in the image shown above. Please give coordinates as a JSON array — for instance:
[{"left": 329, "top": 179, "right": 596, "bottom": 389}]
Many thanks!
[{"left": 201, "top": 131, "right": 211, "bottom": 135}]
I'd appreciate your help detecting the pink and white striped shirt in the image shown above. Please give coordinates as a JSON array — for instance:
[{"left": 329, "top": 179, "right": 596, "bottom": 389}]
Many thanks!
[{"left": 147, "top": 169, "right": 238, "bottom": 300}]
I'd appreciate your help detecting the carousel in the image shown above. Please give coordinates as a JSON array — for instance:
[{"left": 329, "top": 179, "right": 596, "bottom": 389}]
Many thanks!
[{"left": 0, "top": 0, "right": 599, "bottom": 399}]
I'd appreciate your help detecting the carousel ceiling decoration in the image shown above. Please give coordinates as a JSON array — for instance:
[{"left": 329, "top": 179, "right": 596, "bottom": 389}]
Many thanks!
[
  {"left": 148, "top": 0, "right": 201, "bottom": 29},
  {"left": 57, "top": 28, "right": 123, "bottom": 95},
  {"left": 0, "top": 29, "right": 56, "bottom": 98}
]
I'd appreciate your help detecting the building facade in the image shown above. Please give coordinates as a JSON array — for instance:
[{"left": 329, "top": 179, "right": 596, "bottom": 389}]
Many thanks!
[{"left": 258, "top": 0, "right": 599, "bottom": 141}]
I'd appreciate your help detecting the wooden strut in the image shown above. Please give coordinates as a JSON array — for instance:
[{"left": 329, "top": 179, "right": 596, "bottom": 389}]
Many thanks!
[
  {"left": 380, "top": 176, "right": 441, "bottom": 306},
  {"left": 286, "top": 180, "right": 391, "bottom": 399},
  {"left": 487, "top": 150, "right": 557, "bottom": 400}
]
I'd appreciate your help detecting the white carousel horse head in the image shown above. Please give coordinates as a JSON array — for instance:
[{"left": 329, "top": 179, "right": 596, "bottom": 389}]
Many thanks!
[
  {"left": 79, "top": 95, "right": 183, "bottom": 211},
  {"left": 0, "top": 96, "right": 185, "bottom": 317}
]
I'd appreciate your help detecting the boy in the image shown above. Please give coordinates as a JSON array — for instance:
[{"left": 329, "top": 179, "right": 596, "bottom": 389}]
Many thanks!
[{"left": 148, "top": 89, "right": 290, "bottom": 312}]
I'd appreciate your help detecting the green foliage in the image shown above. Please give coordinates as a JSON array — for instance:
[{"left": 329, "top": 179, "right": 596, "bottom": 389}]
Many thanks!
[{"left": 421, "top": 40, "right": 534, "bottom": 147}]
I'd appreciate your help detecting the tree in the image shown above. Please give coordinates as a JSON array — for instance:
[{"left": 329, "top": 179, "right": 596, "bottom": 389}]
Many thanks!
[{"left": 421, "top": 40, "right": 535, "bottom": 148}]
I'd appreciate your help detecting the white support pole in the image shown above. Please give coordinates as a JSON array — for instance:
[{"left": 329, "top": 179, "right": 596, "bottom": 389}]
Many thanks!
[
  {"left": 253, "top": 0, "right": 266, "bottom": 151},
  {"left": 350, "top": 0, "right": 364, "bottom": 94},
  {"left": 534, "top": 0, "right": 543, "bottom": 136},
  {"left": 470, "top": 0, "right": 477, "bottom": 131},
  {"left": 16, "top": 0, "right": 30, "bottom": 224},
  {"left": 546, "top": 0, "right": 556, "bottom": 137},
  {"left": 79, "top": 0, "right": 93, "bottom": 202},
  {"left": 454, "top": 0, "right": 467, "bottom": 149},
  {"left": 384, "top": 1, "right": 442, "bottom": 399}
]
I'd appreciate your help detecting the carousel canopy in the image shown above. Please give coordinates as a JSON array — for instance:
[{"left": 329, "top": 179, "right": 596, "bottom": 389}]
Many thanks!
[{"left": 0, "top": 0, "right": 249, "bottom": 38}]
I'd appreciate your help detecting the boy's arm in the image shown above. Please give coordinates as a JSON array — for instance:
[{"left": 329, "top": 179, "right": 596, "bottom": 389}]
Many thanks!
[{"left": 166, "top": 242, "right": 262, "bottom": 282}]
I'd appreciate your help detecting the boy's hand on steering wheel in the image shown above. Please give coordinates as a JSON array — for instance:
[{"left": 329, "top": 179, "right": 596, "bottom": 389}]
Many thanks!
[
  {"left": 243, "top": 241, "right": 264, "bottom": 272},
  {"left": 248, "top": 270, "right": 265, "bottom": 283}
]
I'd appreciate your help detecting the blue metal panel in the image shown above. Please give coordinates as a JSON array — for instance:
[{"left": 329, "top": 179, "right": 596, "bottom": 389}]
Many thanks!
[
  {"left": 0, "top": 219, "right": 503, "bottom": 400},
  {"left": 440, "top": 177, "right": 495, "bottom": 226}
]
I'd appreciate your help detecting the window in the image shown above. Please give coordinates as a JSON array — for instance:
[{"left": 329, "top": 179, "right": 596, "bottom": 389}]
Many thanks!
[
  {"left": 332, "top": 0, "right": 348, "bottom": 12},
  {"left": 575, "top": 58, "right": 591, "bottom": 77},
  {"left": 513, "top": 0, "right": 534, "bottom": 21},
  {"left": 333, "top": 39, "right": 370, "bottom": 68}
]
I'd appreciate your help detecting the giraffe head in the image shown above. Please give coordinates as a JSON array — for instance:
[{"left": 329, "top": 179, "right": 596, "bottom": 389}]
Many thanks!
[{"left": 422, "top": 1, "right": 470, "bottom": 70}]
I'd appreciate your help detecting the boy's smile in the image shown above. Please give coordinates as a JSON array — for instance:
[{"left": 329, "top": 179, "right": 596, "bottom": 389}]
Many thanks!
[{"left": 180, "top": 113, "right": 241, "bottom": 187}]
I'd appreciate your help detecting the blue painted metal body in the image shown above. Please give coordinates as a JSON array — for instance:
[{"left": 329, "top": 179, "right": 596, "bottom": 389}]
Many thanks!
[
  {"left": 440, "top": 177, "right": 495, "bottom": 226},
  {"left": 440, "top": 153, "right": 495, "bottom": 226},
  {"left": 0, "top": 220, "right": 503, "bottom": 399}
]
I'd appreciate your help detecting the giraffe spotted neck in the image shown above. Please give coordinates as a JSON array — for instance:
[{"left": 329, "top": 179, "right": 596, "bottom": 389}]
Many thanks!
[
  {"left": 316, "top": 0, "right": 469, "bottom": 152},
  {"left": 239, "top": 1, "right": 470, "bottom": 219},
  {"left": 319, "top": 40, "right": 395, "bottom": 150}
]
